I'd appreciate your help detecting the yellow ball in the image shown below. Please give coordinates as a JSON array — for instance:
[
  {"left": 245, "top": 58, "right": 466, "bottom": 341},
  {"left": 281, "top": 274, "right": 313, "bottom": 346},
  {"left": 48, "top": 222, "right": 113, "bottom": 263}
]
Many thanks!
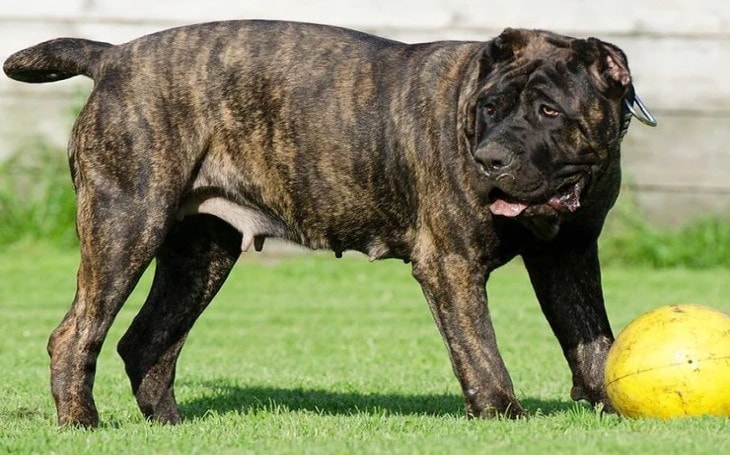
[{"left": 605, "top": 304, "right": 730, "bottom": 419}]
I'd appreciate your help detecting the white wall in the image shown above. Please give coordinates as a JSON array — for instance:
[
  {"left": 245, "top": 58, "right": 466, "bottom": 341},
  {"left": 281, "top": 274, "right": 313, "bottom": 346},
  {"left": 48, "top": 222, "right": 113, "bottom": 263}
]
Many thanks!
[{"left": 2, "top": 0, "right": 729, "bottom": 225}]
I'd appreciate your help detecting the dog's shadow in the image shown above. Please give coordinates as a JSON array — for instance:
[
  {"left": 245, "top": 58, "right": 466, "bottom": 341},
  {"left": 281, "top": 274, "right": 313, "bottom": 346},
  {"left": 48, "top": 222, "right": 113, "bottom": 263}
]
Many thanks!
[{"left": 179, "top": 382, "right": 575, "bottom": 420}]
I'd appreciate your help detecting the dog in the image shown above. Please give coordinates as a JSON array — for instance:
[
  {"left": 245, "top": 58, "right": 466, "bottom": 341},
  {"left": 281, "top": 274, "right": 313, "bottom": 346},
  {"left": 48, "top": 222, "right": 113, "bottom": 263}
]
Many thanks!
[{"left": 4, "top": 20, "right": 655, "bottom": 427}]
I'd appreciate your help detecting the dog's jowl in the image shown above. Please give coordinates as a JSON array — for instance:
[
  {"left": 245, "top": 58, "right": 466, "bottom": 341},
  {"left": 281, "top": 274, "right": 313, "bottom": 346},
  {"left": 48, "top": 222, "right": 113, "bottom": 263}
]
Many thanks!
[{"left": 4, "top": 20, "right": 655, "bottom": 427}]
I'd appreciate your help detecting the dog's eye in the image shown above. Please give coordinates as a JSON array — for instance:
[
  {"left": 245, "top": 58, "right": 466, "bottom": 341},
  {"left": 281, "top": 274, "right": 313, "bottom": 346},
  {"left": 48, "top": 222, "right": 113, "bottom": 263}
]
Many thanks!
[
  {"left": 482, "top": 103, "right": 496, "bottom": 117},
  {"left": 539, "top": 105, "right": 561, "bottom": 118}
]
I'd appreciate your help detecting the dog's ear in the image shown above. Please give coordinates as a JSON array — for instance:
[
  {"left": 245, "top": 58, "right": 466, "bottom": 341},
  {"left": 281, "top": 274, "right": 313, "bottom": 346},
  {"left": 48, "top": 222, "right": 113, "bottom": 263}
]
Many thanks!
[
  {"left": 478, "top": 28, "right": 530, "bottom": 77},
  {"left": 492, "top": 28, "right": 530, "bottom": 60},
  {"left": 573, "top": 38, "right": 631, "bottom": 97}
]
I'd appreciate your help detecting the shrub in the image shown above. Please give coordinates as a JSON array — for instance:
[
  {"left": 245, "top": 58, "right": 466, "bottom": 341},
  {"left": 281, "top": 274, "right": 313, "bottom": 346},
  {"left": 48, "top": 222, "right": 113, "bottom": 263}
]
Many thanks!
[
  {"left": 600, "top": 193, "right": 730, "bottom": 268},
  {"left": 0, "top": 142, "right": 77, "bottom": 247}
]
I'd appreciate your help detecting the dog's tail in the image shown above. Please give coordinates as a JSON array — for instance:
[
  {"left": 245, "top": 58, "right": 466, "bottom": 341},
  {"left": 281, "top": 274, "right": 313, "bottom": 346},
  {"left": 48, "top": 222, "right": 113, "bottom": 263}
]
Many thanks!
[{"left": 3, "top": 38, "right": 112, "bottom": 83}]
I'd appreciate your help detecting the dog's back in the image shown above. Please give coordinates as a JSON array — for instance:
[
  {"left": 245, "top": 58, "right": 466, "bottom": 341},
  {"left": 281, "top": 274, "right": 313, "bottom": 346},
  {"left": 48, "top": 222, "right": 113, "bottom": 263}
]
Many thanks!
[{"left": 5, "top": 21, "right": 480, "bottom": 259}]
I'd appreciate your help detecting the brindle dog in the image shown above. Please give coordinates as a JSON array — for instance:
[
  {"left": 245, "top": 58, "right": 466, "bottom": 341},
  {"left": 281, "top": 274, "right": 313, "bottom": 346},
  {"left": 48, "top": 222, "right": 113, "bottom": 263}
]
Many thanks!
[{"left": 4, "top": 20, "right": 654, "bottom": 427}]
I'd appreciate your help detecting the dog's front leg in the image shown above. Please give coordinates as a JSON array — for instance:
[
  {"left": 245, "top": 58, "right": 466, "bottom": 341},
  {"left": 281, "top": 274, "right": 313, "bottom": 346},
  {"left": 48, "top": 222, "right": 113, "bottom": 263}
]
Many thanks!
[
  {"left": 412, "top": 253, "right": 524, "bottom": 418},
  {"left": 521, "top": 238, "right": 614, "bottom": 411}
]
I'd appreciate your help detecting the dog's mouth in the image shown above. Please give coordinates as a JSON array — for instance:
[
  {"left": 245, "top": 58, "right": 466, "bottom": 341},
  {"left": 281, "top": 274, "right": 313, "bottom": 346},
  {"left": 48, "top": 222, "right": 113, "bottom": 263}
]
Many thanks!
[{"left": 488, "top": 177, "right": 584, "bottom": 218}]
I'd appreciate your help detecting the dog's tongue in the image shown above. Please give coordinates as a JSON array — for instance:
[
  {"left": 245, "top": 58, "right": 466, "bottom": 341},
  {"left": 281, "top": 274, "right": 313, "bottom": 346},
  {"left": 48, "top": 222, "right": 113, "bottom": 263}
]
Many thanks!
[{"left": 489, "top": 199, "right": 528, "bottom": 217}]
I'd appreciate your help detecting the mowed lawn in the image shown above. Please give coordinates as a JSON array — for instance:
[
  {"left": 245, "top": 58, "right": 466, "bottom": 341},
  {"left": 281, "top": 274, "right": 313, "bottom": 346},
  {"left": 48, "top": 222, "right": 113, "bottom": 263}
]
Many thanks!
[{"left": 1, "top": 245, "right": 729, "bottom": 454}]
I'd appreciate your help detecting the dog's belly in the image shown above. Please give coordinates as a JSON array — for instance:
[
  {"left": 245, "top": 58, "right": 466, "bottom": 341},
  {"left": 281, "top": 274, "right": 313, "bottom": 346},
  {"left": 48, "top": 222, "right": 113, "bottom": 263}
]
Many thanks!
[{"left": 177, "top": 193, "right": 407, "bottom": 261}]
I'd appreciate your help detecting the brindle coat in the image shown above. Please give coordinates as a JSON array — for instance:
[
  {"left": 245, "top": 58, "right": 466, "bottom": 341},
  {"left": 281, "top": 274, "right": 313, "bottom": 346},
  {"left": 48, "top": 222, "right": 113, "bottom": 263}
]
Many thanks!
[{"left": 5, "top": 20, "right": 639, "bottom": 427}]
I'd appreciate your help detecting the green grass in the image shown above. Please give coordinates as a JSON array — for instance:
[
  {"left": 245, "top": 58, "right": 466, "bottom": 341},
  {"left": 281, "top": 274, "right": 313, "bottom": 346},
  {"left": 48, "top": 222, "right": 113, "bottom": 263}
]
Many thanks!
[{"left": 1, "top": 246, "right": 729, "bottom": 454}]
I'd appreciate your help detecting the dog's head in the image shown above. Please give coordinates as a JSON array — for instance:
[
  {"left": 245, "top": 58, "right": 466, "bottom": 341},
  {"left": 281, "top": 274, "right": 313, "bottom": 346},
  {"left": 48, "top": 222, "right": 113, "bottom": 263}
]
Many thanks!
[{"left": 462, "top": 29, "right": 641, "bottom": 224}]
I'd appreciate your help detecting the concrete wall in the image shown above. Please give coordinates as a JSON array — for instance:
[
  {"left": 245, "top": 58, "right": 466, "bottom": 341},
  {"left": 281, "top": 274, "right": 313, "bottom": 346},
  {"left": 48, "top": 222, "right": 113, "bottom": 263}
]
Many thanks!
[{"left": 2, "top": 0, "right": 728, "bottom": 226}]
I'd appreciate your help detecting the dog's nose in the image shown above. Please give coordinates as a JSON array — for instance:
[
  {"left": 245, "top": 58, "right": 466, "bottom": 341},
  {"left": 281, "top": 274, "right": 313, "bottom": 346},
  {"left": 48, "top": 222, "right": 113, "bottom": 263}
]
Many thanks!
[{"left": 474, "top": 145, "right": 514, "bottom": 174}]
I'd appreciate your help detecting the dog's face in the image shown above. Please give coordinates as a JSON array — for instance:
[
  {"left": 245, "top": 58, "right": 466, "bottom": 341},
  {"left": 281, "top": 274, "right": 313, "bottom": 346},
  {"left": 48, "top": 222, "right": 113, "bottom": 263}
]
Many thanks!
[{"left": 466, "top": 29, "right": 631, "bottom": 220}]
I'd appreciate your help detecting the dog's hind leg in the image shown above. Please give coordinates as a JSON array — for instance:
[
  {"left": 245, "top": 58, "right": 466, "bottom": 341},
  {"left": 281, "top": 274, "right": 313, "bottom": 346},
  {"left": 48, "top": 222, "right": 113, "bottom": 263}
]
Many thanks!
[
  {"left": 48, "top": 184, "right": 179, "bottom": 427},
  {"left": 117, "top": 215, "right": 242, "bottom": 423}
]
